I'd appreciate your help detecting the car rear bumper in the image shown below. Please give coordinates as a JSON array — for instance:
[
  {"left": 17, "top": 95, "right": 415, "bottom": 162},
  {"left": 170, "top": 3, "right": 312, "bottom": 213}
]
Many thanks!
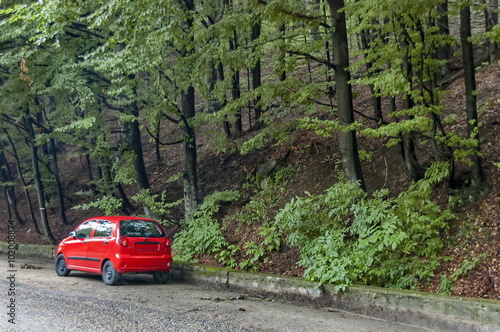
[{"left": 113, "top": 254, "right": 172, "bottom": 273}]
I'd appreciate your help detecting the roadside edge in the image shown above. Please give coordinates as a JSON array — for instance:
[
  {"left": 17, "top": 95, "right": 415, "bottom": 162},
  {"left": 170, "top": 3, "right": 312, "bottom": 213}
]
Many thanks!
[{"left": 1, "top": 242, "right": 499, "bottom": 332}]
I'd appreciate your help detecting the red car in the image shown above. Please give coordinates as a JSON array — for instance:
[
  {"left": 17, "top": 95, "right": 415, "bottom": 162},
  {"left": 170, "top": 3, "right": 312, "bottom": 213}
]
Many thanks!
[{"left": 54, "top": 216, "right": 172, "bottom": 285}]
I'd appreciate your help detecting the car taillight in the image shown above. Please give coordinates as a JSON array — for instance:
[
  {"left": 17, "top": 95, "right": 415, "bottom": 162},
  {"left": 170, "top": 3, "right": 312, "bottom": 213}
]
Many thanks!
[
  {"left": 164, "top": 238, "right": 171, "bottom": 247},
  {"left": 118, "top": 236, "right": 128, "bottom": 247}
]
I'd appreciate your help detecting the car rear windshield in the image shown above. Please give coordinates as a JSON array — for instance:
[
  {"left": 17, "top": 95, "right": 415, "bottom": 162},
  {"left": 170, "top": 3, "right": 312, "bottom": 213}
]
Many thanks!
[{"left": 119, "top": 219, "right": 165, "bottom": 238}]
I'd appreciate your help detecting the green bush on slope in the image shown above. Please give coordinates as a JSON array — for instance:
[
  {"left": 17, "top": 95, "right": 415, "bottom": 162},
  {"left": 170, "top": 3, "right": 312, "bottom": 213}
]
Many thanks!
[{"left": 275, "top": 162, "right": 454, "bottom": 291}]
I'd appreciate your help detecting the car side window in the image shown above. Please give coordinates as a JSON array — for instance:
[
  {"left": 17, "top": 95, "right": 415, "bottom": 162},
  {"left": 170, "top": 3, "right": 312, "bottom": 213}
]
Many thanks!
[
  {"left": 94, "top": 220, "right": 112, "bottom": 237},
  {"left": 75, "top": 220, "right": 97, "bottom": 239}
]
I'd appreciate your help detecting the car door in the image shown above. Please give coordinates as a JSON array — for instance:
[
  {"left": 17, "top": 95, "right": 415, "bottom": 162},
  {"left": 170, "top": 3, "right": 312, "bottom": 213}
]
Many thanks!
[
  {"left": 85, "top": 219, "right": 114, "bottom": 272},
  {"left": 65, "top": 220, "right": 98, "bottom": 269}
]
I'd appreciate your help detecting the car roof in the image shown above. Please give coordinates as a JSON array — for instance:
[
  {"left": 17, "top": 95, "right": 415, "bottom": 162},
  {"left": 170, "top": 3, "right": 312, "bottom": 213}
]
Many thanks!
[{"left": 85, "top": 216, "right": 157, "bottom": 223}]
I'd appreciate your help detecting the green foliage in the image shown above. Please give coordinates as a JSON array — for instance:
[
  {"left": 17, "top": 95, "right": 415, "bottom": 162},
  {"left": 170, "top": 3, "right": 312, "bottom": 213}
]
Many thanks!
[
  {"left": 215, "top": 167, "right": 292, "bottom": 269},
  {"left": 238, "top": 223, "right": 283, "bottom": 271},
  {"left": 259, "top": 223, "right": 282, "bottom": 251},
  {"left": 299, "top": 117, "right": 362, "bottom": 137},
  {"left": 173, "top": 190, "right": 240, "bottom": 262},
  {"left": 166, "top": 173, "right": 183, "bottom": 183},
  {"left": 439, "top": 274, "right": 454, "bottom": 295},
  {"left": 215, "top": 244, "right": 240, "bottom": 269},
  {"left": 131, "top": 189, "right": 183, "bottom": 224},
  {"left": 239, "top": 121, "right": 301, "bottom": 155},
  {"left": 112, "top": 151, "right": 138, "bottom": 185},
  {"left": 275, "top": 162, "right": 454, "bottom": 291},
  {"left": 234, "top": 166, "right": 293, "bottom": 224},
  {"left": 439, "top": 253, "right": 487, "bottom": 295},
  {"left": 485, "top": 24, "right": 500, "bottom": 43},
  {"left": 73, "top": 195, "right": 123, "bottom": 215},
  {"left": 52, "top": 117, "right": 97, "bottom": 133},
  {"left": 238, "top": 241, "right": 267, "bottom": 271}
]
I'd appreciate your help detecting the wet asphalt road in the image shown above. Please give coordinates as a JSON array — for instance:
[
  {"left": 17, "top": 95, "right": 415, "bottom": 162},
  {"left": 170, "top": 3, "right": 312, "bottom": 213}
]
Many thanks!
[{"left": 0, "top": 256, "right": 432, "bottom": 332}]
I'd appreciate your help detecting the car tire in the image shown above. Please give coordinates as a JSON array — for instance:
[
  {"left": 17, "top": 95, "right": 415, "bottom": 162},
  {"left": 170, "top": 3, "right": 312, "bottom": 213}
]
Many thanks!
[
  {"left": 102, "top": 260, "right": 120, "bottom": 286},
  {"left": 152, "top": 271, "right": 170, "bottom": 284},
  {"left": 55, "top": 254, "right": 71, "bottom": 277}
]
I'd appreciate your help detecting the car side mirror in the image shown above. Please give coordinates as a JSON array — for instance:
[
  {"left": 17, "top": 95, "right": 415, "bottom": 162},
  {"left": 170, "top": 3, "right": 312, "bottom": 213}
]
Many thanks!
[{"left": 69, "top": 231, "right": 76, "bottom": 238}]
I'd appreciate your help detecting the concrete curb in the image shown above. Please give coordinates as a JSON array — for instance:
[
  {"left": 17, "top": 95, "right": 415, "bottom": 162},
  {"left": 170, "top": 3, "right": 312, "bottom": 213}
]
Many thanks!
[
  {"left": 2, "top": 242, "right": 499, "bottom": 332},
  {"left": 175, "top": 263, "right": 500, "bottom": 332},
  {"left": 0, "top": 241, "right": 54, "bottom": 259}
]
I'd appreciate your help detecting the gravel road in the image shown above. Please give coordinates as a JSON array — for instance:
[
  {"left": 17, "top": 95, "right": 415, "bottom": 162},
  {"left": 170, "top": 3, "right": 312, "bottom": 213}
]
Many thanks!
[{"left": 1, "top": 256, "right": 432, "bottom": 332}]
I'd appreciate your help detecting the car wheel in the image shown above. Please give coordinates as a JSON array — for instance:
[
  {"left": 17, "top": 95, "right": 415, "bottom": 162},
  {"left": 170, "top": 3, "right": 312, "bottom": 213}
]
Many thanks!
[
  {"left": 102, "top": 260, "right": 120, "bottom": 286},
  {"left": 152, "top": 271, "right": 170, "bottom": 284},
  {"left": 55, "top": 254, "right": 71, "bottom": 277}
]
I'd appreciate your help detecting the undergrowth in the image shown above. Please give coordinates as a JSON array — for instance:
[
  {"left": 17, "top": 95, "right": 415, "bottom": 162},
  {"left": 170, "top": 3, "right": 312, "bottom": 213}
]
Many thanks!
[
  {"left": 439, "top": 253, "right": 487, "bottom": 295},
  {"left": 174, "top": 161, "right": 455, "bottom": 292},
  {"left": 173, "top": 190, "right": 240, "bottom": 261}
]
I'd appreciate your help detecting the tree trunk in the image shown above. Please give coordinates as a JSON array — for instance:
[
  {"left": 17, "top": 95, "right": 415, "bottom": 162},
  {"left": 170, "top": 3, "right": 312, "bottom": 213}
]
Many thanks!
[
  {"left": 25, "top": 116, "right": 55, "bottom": 244},
  {"left": 310, "top": 0, "right": 322, "bottom": 40},
  {"left": 230, "top": 29, "right": 243, "bottom": 137},
  {"left": 326, "top": 0, "right": 366, "bottom": 190},
  {"left": 182, "top": 86, "right": 199, "bottom": 217},
  {"left": 251, "top": 22, "right": 262, "bottom": 125},
  {"left": 279, "top": 24, "right": 287, "bottom": 82},
  {"left": 206, "top": 60, "right": 220, "bottom": 114},
  {"left": 208, "top": 59, "right": 230, "bottom": 137},
  {"left": 402, "top": 127, "right": 424, "bottom": 180},
  {"left": 217, "top": 62, "right": 231, "bottom": 138},
  {"left": 2, "top": 191, "right": 12, "bottom": 221},
  {"left": 401, "top": 37, "right": 424, "bottom": 180},
  {"left": 117, "top": 182, "right": 134, "bottom": 215},
  {"left": 154, "top": 119, "right": 162, "bottom": 162},
  {"left": 359, "top": 26, "right": 383, "bottom": 124},
  {"left": 460, "top": 5, "right": 485, "bottom": 188},
  {"left": 437, "top": 0, "right": 452, "bottom": 79},
  {"left": 179, "top": 0, "right": 199, "bottom": 218},
  {"left": 130, "top": 106, "right": 151, "bottom": 191},
  {"left": 0, "top": 141, "right": 24, "bottom": 225},
  {"left": 5, "top": 129, "right": 40, "bottom": 232},
  {"left": 84, "top": 151, "right": 94, "bottom": 182},
  {"left": 129, "top": 104, "right": 154, "bottom": 218},
  {"left": 48, "top": 136, "right": 68, "bottom": 224}
]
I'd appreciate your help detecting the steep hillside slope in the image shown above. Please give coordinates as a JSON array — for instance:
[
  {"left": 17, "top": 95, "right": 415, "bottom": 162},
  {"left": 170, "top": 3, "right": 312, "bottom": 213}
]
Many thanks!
[{"left": 1, "top": 62, "right": 499, "bottom": 300}]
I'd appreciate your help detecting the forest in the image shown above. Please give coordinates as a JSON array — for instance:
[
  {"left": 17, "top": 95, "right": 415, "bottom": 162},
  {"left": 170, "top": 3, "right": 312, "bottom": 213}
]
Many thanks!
[{"left": 1, "top": 0, "right": 499, "bottom": 298}]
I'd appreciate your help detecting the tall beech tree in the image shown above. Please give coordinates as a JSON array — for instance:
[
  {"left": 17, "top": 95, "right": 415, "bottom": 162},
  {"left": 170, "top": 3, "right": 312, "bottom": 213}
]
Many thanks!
[
  {"left": 437, "top": 0, "right": 452, "bottom": 79},
  {"left": 460, "top": 2, "right": 486, "bottom": 189},
  {"left": 0, "top": 140, "right": 23, "bottom": 224},
  {"left": 25, "top": 114, "right": 55, "bottom": 244},
  {"left": 326, "top": 0, "right": 366, "bottom": 189},
  {"left": 251, "top": 21, "right": 263, "bottom": 127},
  {"left": 3, "top": 128, "right": 40, "bottom": 232}
]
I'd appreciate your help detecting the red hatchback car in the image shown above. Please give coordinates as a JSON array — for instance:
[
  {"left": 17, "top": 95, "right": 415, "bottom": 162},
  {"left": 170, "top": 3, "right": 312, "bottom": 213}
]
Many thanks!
[{"left": 54, "top": 216, "right": 173, "bottom": 285}]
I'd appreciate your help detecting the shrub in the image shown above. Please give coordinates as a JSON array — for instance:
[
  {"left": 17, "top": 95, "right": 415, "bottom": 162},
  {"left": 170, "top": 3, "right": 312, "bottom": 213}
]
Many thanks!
[
  {"left": 173, "top": 190, "right": 240, "bottom": 262},
  {"left": 275, "top": 162, "right": 454, "bottom": 291}
]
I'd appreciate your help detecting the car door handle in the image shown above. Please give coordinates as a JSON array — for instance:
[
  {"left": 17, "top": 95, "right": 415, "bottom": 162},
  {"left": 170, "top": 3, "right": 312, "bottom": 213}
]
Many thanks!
[
  {"left": 83, "top": 241, "right": 87, "bottom": 244},
  {"left": 104, "top": 241, "right": 108, "bottom": 244}
]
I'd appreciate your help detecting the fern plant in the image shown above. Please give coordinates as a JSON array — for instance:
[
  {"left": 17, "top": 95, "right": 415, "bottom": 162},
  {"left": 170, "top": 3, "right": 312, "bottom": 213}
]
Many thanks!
[
  {"left": 173, "top": 190, "right": 240, "bottom": 262},
  {"left": 275, "top": 162, "right": 454, "bottom": 291},
  {"left": 215, "top": 167, "right": 293, "bottom": 269}
]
